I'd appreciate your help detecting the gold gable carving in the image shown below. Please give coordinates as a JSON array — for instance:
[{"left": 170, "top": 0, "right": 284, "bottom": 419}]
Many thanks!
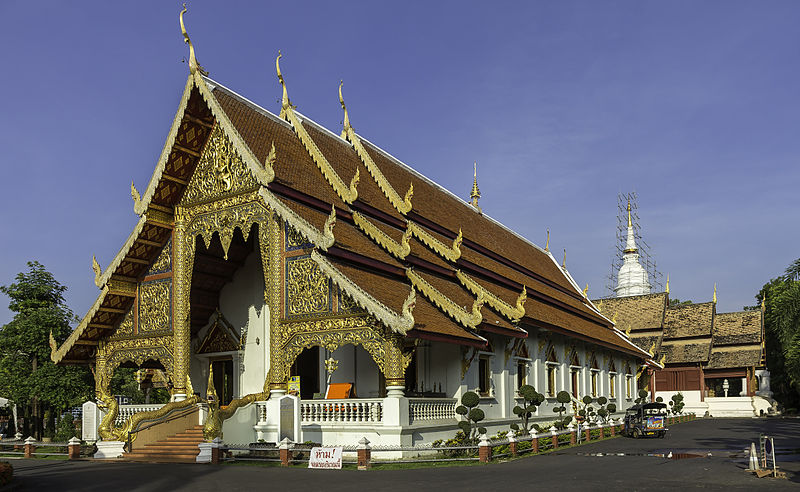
[
  {"left": 180, "top": 124, "right": 259, "bottom": 206},
  {"left": 147, "top": 239, "right": 172, "bottom": 276},
  {"left": 197, "top": 312, "right": 241, "bottom": 354}
]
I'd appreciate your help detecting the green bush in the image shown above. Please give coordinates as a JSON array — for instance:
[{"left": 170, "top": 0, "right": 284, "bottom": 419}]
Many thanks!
[
  {"left": 669, "top": 393, "right": 685, "bottom": 414},
  {"left": 0, "top": 462, "right": 12, "bottom": 487},
  {"left": 511, "top": 385, "right": 545, "bottom": 434},
  {"left": 53, "top": 415, "right": 77, "bottom": 443},
  {"left": 454, "top": 391, "right": 486, "bottom": 441}
]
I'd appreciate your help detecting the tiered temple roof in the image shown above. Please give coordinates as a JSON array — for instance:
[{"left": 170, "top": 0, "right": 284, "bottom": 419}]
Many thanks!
[
  {"left": 52, "top": 63, "right": 653, "bottom": 365},
  {"left": 593, "top": 292, "right": 764, "bottom": 370}
]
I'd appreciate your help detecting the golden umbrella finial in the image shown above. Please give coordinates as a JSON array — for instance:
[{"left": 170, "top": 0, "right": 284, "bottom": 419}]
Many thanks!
[
  {"left": 627, "top": 199, "right": 632, "bottom": 228},
  {"left": 179, "top": 4, "right": 207, "bottom": 76},
  {"left": 470, "top": 162, "right": 481, "bottom": 212}
]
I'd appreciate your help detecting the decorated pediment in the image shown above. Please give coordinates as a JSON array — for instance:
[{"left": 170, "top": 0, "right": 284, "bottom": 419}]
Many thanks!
[
  {"left": 197, "top": 311, "right": 241, "bottom": 354},
  {"left": 180, "top": 124, "right": 259, "bottom": 207}
]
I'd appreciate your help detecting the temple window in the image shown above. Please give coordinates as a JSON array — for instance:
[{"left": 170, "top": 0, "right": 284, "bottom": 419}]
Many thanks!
[{"left": 478, "top": 355, "right": 491, "bottom": 397}]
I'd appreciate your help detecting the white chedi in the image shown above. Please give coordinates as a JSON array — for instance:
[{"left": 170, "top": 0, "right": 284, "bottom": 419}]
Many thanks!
[{"left": 614, "top": 202, "right": 651, "bottom": 297}]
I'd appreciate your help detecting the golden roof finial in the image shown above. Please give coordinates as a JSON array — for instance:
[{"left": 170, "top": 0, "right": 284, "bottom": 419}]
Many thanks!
[
  {"left": 583, "top": 284, "right": 588, "bottom": 297},
  {"left": 179, "top": 4, "right": 207, "bottom": 76},
  {"left": 761, "top": 294, "right": 766, "bottom": 311},
  {"left": 562, "top": 249, "right": 567, "bottom": 269},
  {"left": 545, "top": 229, "right": 550, "bottom": 252},
  {"left": 627, "top": 199, "right": 632, "bottom": 228},
  {"left": 712, "top": 283, "right": 717, "bottom": 304},
  {"left": 338, "top": 80, "right": 351, "bottom": 134},
  {"left": 276, "top": 50, "right": 294, "bottom": 117},
  {"left": 665, "top": 274, "right": 670, "bottom": 294},
  {"left": 470, "top": 162, "right": 482, "bottom": 213}
]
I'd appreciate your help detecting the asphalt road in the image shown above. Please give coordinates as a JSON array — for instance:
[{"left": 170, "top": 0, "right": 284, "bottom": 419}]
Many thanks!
[{"left": 4, "top": 417, "right": 799, "bottom": 491}]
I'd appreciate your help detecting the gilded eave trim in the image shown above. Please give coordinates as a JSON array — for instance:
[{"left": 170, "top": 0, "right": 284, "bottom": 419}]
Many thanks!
[
  {"left": 344, "top": 126, "right": 412, "bottom": 214},
  {"left": 284, "top": 109, "right": 359, "bottom": 204},
  {"left": 406, "top": 268, "right": 482, "bottom": 330},
  {"left": 51, "top": 286, "right": 110, "bottom": 363},
  {"left": 455, "top": 270, "right": 525, "bottom": 323},
  {"left": 311, "top": 250, "right": 415, "bottom": 334},
  {"left": 95, "top": 216, "right": 148, "bottom": 289},
  {"left": 352, "top": 211, "right": 410, "bottom": 259},
  {"left": 258, "top": 188, "right": 335, "bottom": 251},
  {"left": 407, "top": 222, "right": 462, "bottom": 262}
]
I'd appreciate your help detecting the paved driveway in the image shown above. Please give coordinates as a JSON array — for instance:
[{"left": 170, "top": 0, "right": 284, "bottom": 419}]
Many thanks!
[{"left": 5, "top": 417, "right": 799, "bottom": 491}]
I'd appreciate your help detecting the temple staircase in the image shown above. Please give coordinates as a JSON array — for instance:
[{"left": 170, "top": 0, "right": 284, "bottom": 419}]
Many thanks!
[{"left": 123, "top": 425, "right": 204, "bottom": 463}]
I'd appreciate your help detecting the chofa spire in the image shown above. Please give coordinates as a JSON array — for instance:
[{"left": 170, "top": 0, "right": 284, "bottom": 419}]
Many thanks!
[
  {"left": 179, "top": 4, "right": 207, "bottom": 76},
  {"left": 470, "top": 162, "right": 481, "bottom": 213}
]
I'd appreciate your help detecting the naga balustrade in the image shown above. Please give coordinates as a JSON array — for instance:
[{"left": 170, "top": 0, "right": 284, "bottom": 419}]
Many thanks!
[{"left": 114, "top": 404, "right": 164, "bottom": 426}]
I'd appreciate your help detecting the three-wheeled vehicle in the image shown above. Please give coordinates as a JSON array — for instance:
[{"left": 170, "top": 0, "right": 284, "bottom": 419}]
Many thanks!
[{"left": 623, "top": 402, "right": 668, "bottom": 438}]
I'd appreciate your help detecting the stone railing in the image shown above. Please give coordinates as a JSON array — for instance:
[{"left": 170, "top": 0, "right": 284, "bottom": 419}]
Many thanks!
[
  {"left": 300, "top": 399, "right": 383, "bottom": 424},
  {"left": 114, "top": 404, "right": 163, "bottom": 426},
  {"left": 408, "top": 398, "right": 457, "bottom": 424}
]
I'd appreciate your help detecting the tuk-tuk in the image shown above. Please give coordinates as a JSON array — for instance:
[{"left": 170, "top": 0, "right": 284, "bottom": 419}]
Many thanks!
[{"left": 623, "top": 402, "right": 668, "bottom": 438}]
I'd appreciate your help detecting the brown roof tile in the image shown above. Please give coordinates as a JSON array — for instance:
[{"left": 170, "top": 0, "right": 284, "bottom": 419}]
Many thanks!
[
  {"left": 713, "top": 311, "right": 762, "bottom": 346},
  {"left": 593, "top": 293, "right": 668, "bottom": 333},
  {"left": 706, "top": 346, "right": 762, "bottom": 369},
  {"left": 664, "top": 302, "right": 714, "bottom": 339}
]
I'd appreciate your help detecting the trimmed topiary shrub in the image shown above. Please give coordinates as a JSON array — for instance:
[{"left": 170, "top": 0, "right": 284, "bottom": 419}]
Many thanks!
[
  {"left": 455, "top": 391, "right": 486, "bottom": 441},
  {"left": 669, "top": 393, "right": 685, "bottom": 415},
  {"left": 552, "top": 391, "right": 572, "bottom": 429},
  {"left": 511, "top": 385, "right": 545, "bottom": 434}
]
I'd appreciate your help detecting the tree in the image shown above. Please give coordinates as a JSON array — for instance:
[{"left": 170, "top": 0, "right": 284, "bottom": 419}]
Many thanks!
[
  {"left": 552, "top": 391, "right": 573, "bottom": 429},
  {"left": 669, "top": 298, "right": 693, "bottom": 307},
  {"left": 455, "top": 391, "right": 486, "bottom": 440},
  {"left": 0, "top": 262, "right": 94, "bottom": 439},
  {"left": 752, "top": 259, "right": 800, "bottom": 411},
  {"left": 634, "top": 389, "right": 649, "bottom": 404},
  {"left": 511, "top": 385, "right": 544, "bottom": 433}
]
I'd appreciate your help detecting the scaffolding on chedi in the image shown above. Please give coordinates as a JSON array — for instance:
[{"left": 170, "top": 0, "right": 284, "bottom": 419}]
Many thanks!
[{"left": 604, "top": 192, "right": 663, "bottom": 298}]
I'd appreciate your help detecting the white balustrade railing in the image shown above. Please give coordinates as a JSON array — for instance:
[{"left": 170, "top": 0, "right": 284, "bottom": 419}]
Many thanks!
[
  {"left": 300, "top": 399, "right": 383, "bottom": 424},
  {"left": 255, "top": 401, "right": 268, "bottom": 424},
  {"left": 114, "top": 404, "right": 163, "bottom": 426},
  {"left": 408, "top": 398, "right": 457, "bottom": 424}
]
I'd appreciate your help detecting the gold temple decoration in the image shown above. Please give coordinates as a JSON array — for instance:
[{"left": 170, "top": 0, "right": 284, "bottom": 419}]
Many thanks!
[
  {"left": 322, "top": 205, "right": 337, "bottom": 249},
  {"left": 582, "top": 284, "right": 589, "bottom": 297},
  {"left": 515, "top": 287, "right": 527, "bottom": 319},
  {"left": 130, "top": 181, "right": 142, "bottom": 213},
  {"left": 455, "top": 270, "right": 525, "bottom": 322},
  {"left": 266, "top": 141, "right": 277, "bottom": 168},
  {"left": 311, "top": 250, "right": 416, "bottom": 333},
  {"left": 713, "top": 283, "right": 717, "bottom": 304},
  {"left": 352, "top": 211, "right": 411, "bottom": 259},
  {"left": 627, "top": 199, "right": 632, "bottom": 228},
  {"left": 647, "top": 342, "right": 656, "bottom": 356},
  {"left": 460, "top": 346, "right": 478, "bottom": 379},
  {"left": 665, "top": 274, "right": 670, "bottom": 294},
  {"left": 658, "top": 354, "right": 666, "bottom": 366},
  {"left": 339, "top": 81, "right": 413, "bottom": 215},
  {"left": 470, "top": 162, "right": 482, "bottom": 213},
  {"left": 276, "top": 51, "right": 294, "bottom": 118},
  {"left": 407, "top": 222, "right": 462, "bottom": 262},
  {"left": 407, "top": 268, "right": 483, "bottom": 329},
  {"left": 179, "top": 4, "right": 207, "bottom": 76},
  {"left": 92, "top": 255, "right": 102, "bottom": 288},
  {"left": 562, "top": 249, "right": 567, "bottom": 269},
  {"left": 544, "top": 229, "right": 550, "bottom": 252}
]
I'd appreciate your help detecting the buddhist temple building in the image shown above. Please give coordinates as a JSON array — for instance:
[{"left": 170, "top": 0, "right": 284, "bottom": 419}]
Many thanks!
[
  {"left": 593, "top": 204, "right": 774, "bottom": 417},
  {"left": 50, "top": 9, "right": 657, "bottom": 458}
]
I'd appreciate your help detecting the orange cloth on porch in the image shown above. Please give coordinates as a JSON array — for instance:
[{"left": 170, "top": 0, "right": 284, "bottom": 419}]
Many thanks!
[{"left": 326, "top": 383, "right": 352, "bottom": 399}]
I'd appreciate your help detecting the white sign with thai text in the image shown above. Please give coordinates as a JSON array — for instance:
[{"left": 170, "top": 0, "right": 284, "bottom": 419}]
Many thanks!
[{"left": 308, "top": 446, "right": 343, "bottom": 469}]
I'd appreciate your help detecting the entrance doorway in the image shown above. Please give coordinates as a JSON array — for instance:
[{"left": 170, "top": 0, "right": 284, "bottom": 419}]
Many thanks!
[
  {"left": 211, "top": 359, "right": 234, "bottom": 406},
  {"left": 291, "top": 347, "right": 320, "bottom": 400}
]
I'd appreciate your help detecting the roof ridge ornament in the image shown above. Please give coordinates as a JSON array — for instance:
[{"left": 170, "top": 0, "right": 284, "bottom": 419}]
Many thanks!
[
  {"left": 545, "top": 229, "right": 550, "bottom": 252},
  {"left": 339, "top": 81, "right": 413, "bottom": 214},
  {"left": 179, "top": 4, "right": 207, "bottom": 76},
  {"left": 322, "top": 205, "right": 337, "bottom": 249},
  {"left": 92, "top": 255, "right": 103, "bottom": 288},
  {"left": 713, "top": 283, "right": 717, "bottom": 304},
  {"left": 470, "top": 162, "right": 482, "bottom": 213},
  {"left": 665, "top": 274, "right": 670, "bottom": 294},
  {"left": 562, "top": 249, "right": 567, "bottom": 269},
  {"left": 338, "top": 80, "right": 351, "bottom": 135},
  {"left": 583, "top": 284, "right": 589, "bottom": 297},
  {"left": 276, "top": 51, "right": 295, "bottom": 118},
  {"left": 130, "top": 180, "right": 142, "bottom": 214}
]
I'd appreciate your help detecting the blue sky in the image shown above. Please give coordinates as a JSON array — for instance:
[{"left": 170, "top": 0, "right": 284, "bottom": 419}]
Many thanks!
[{"left": 1, "top": 1, "right": 798, "bottom": 326}]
